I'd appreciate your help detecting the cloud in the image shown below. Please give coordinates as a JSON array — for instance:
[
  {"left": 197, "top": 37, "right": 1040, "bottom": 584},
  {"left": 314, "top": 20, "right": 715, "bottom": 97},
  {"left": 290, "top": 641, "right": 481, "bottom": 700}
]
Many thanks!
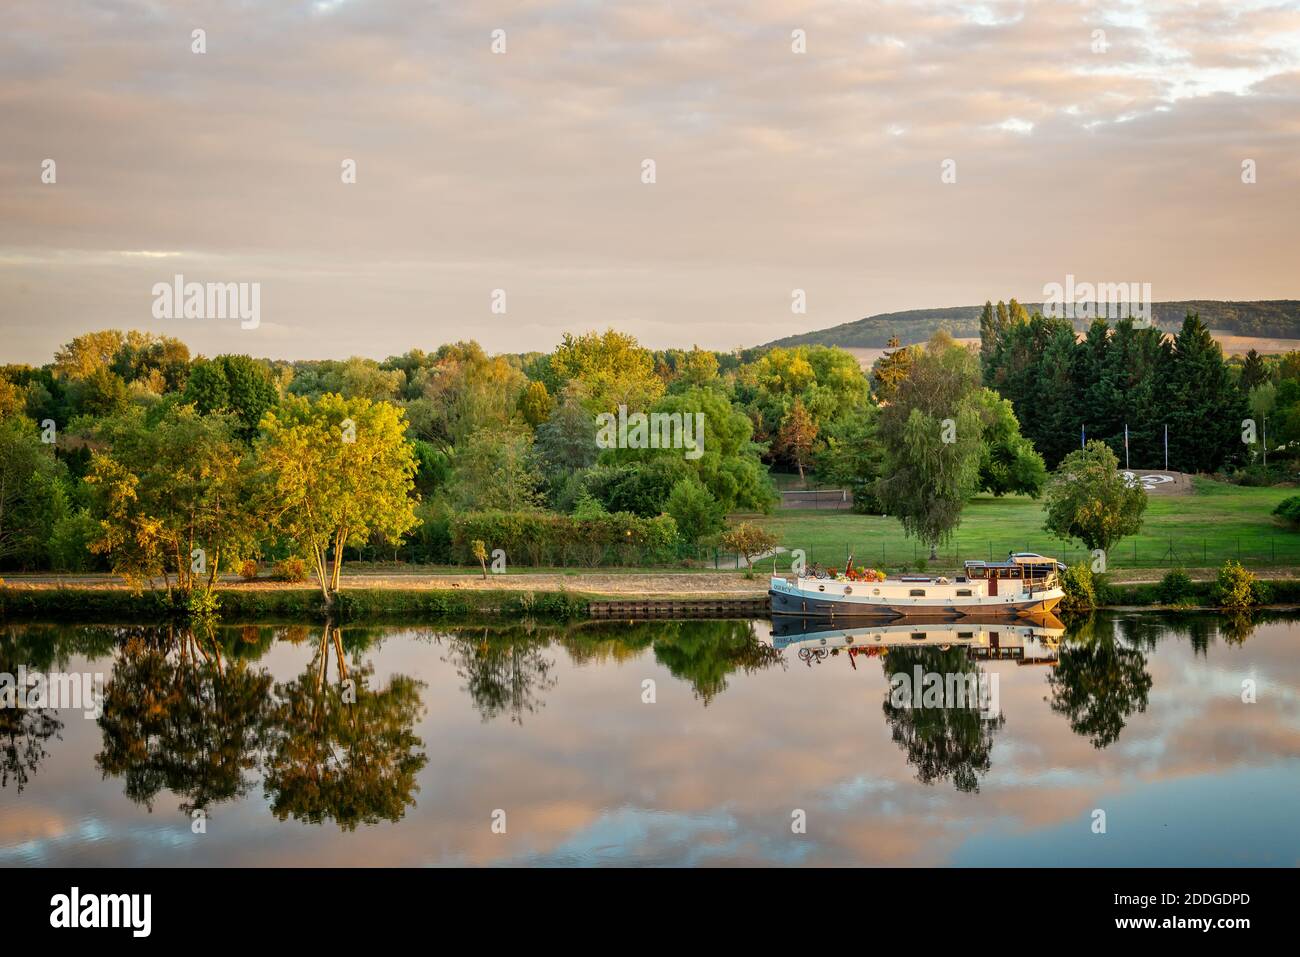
[{"left": 1, "top": 0, "right": 1297, "bottom": 361}]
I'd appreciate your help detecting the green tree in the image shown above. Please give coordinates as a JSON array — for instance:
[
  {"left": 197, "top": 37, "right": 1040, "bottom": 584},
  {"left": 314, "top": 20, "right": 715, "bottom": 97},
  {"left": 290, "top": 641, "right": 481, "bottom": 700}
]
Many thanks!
[
  {"left": 86, "top": 406, "right": 262, "bottom": 594},
  {"left": 448, "top": 427, "right": 545, "bottom": 512},
  {"left": 259, "top": 394, "right": 419, "bottom": 604},
  {"left": 775, "top": 397, "right": 818, "bottom": 480},
  {"left": 974, "top": 388, "right": 1046, "bottom": 496},
  {"left": 182, "top": 354, "right": 279, "bottom": 440},
  {"left": 665, "top": 477, "right": 725, "bottom": 545},
  {"left": 0, "top": 418, "right": 70, "bottom": 569},
  {"left": 874, "top": 332, "right": 984, "bottom": 558},
  {"left": 720, "top": 521, "right": 778, "bottom": 570},
  {"left": 549, "top": 329, "right": 663, "bottom": 414},
  {"left": 1042, "top": 440, "right": 1147, "bottom": 557},
  {"left": 815, "top": 405, "right": 884, "bottom": 513},
  {"left": 1166, "top": 314, "right": 1246, "bottom": 473}
]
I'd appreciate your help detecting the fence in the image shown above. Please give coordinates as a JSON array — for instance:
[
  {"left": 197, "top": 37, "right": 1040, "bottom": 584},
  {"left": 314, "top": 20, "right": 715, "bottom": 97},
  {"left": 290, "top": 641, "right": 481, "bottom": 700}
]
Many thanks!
[
  {"left": 763, "top": 537, "right": 1300, "bottom": 573},
  {"left": 347, "top": 536, "right": 1300, "bottom": 572}
]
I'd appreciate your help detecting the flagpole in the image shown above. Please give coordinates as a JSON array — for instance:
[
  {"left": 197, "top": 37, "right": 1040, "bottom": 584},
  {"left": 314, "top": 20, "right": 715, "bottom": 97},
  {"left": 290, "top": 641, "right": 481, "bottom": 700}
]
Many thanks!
[
  {"left": 1164, "top": 424, "right": 1168, "bottom": 471},
  {"left": 1124, "top": 423, "right": 1129, "bottom": 470}
]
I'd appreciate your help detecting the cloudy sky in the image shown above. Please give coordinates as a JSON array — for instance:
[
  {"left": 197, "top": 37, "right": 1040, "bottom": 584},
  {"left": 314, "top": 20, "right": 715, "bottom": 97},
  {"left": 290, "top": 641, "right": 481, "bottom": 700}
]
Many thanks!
[{"left": 2, "top": 0, "right": 1299, "bottom": 363}]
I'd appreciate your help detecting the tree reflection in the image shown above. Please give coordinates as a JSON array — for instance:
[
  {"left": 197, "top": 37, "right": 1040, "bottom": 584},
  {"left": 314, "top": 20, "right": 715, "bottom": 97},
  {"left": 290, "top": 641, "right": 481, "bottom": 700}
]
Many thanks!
[
  {"left": 880, "top": 647, "right": 1003, "bottom": 793},
  {"left": 95, "top": 626, "right": 273, "bottom": 814},
  {"left": 444, "top": 628, "right": 557, "bottom": 724},
  {"left": 0, "top": 639, "right": 64, "bottom": 794},
  {"left": 1049, "top": 619, "right": 1152, "bottom": 749},
  {"left": 263, "top": 626, "right": 427, "bottom": 830},
  {"left": 650, "top": 620, "right": 784, "bottom": 704}
]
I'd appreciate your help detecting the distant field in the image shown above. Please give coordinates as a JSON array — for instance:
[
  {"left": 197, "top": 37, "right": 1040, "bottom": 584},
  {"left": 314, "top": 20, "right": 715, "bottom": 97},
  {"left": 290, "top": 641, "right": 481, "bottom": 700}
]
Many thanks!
[
  {"left": 742, "top": 478, "right": 1300, "bottom": 572},
  {"left": 842, "top": 335, "right": 1300, "bottom": 371}
]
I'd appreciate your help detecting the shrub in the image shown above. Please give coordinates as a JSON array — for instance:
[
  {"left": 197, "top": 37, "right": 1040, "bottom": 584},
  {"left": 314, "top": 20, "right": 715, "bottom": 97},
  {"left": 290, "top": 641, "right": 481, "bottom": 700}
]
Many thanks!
[
  {"left": 1058, "top": 562, "right": 1096, "bottom": 613},
  {"left": 450, "top": 511, "right": 680, "bottom": 567},
  {"left": 238, "top": 559, "right": 260, "bottom": 581},
  {"left": 664, "top": 477, "right": 725, "bottom": 545},
  {"left": 276, "top": 557, "right": 309, "bottom": 583},
  {"left": 1156, "top": 569, "right": 1196, "bottom": 605},
  {"left": 1214, "top": 560, "right": 1261, "bottom": 610},
  {"left": 1273, "top": 495, "right": 1300, "bottom": 528},
  {"left": 720, "top": 521, "right": 778, "bottom": 570}
]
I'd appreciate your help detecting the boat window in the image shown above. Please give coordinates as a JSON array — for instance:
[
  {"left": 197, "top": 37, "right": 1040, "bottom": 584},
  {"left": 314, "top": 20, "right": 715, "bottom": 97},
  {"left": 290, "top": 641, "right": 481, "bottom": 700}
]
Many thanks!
[
  {"left": 910, "top": 632, "right": 926, "bottom": 641},
  {"left": 957, "top": 631, "right": 974, "bottom": 639},
  {"left": 967, "top": 566, "right": 985, "bottom": 578},
  {"left": 1009, "top": 567, "right": 1022, "bottom": 578},
  {"left": 956, "top": 589, "right": 972, "bottom": 597},
  {"left": 909, "top": 589, "right": 925, "bottom": 597}
]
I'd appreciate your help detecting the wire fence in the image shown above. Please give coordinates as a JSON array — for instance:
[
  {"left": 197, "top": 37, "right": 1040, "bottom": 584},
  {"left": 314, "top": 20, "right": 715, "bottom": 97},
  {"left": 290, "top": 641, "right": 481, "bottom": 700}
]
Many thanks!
[{"left": 766, "top": 537, "right": 1300, "bottom": 572}]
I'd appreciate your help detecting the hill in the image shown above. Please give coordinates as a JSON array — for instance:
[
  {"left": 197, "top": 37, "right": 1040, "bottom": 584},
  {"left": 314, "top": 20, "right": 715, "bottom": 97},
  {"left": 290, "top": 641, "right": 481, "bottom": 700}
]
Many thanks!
[{"left": 761, "top": 300, "right": 1300, "bottom": 349}]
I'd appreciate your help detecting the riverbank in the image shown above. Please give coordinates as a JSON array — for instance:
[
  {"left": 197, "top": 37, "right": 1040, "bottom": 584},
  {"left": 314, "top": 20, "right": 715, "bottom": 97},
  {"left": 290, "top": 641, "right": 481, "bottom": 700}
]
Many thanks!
[{"left": 4, "top": 573, "right": 1300, "bottom": 621}]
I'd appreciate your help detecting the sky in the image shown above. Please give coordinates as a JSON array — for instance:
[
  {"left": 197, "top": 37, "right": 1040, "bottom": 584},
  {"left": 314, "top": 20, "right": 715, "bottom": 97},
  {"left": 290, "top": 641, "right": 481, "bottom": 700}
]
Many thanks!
[{"left": 2, "top": 0, "right": 1300, "bottom": 364}]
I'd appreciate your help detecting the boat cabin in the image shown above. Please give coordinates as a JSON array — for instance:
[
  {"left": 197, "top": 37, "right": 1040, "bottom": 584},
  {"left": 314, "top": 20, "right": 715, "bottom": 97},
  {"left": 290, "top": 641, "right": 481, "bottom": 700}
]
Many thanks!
[{"left": 962, "top": 554, "right": 1065, "bottom": 595}]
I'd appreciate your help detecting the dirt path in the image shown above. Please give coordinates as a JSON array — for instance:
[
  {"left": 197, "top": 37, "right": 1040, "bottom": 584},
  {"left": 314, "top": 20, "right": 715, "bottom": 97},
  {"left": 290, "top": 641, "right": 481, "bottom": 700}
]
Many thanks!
[{"left": 0, "top": 570, "right": 772, "bottom": 598}]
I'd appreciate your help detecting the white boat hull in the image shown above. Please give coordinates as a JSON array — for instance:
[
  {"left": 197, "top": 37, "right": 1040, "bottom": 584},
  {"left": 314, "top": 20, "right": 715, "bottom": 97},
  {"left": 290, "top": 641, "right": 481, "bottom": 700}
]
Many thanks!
[{"left": 768, "top": 575, "right": 1063, "bottom": 620}]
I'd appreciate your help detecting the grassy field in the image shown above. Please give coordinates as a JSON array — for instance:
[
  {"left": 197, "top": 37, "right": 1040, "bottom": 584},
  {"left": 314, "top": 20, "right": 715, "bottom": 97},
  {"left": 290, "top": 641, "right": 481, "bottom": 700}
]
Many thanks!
[{"left": 742, "top": 478, "right": 1300, "bottom": 573}]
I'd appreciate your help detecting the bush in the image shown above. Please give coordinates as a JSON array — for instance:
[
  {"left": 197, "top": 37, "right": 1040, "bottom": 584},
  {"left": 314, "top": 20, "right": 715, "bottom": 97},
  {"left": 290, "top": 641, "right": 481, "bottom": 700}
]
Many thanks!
[
  {"left": 1156, "top": 569, "right": 1196, "bottom": 606},
  {"left": 276, "top": 557, "right": 309, "bottom": 583},
  {"left": 1273, "top": 495, "right": 1300, "bottom": 528},
  {"left": 664, "top": 477, "right": 725, "bottom": 545},
  {"left": 1059, "top": 562, "right": 1096, "bottom": 613},
  {"left": 1215, "top": 560, "right": 1261, "bottom": 610},
  {"left": 238, "top": 559, "right": 260, "bottom": 581},
  {"left": 450, "top": 511, "right": 680, "bottom": 567},
  {"left": 720, "top": 521, "right": 778, "bottom": 569}
]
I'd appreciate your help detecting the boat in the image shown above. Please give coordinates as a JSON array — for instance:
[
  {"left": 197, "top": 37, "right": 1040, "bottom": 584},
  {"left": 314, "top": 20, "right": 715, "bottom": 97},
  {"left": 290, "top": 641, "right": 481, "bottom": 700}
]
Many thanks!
[{"left": 768, "top": 553, "right": 1066, "bottom": 620}]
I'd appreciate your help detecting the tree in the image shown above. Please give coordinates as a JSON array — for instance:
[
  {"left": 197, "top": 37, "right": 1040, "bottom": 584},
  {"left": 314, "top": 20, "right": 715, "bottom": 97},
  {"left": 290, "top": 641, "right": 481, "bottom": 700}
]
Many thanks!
[
  {"left": 874, "top": 332, "right": 984, "bottom": 558},
  {"left": 1166, "top": 314, "right": 1246, "bottom": 473},
  {"left": 447, "top": 427, "right": 545, "bottom": 512},
  {"left": 720, "top": 522, "right": 778, "bottom": 570},
  {"left": 259, "top": 394, "right": 419, "bottom": 604},
  {"left": 182, "top": 355, "right": 279, "bottom": 440},
  {"left": 665, "top": 477, "right": 725, "bottom": 545},
  {"left": 1042, "top": 440, "right": 1147, "bottom": 556},
  {"left": 1240, "top": 348, "right": 1269, "bottom": 391},
  {"left": 775, "top": 397, "right": 817, "bottom": 480},
  {"left": 816, "top": 405, "right": 884, "bottom": 513},
  {"left": 86, "top": 406, "right": 262, "bottom": 594},
  {"left": 871, "top": 337, "right": 917, "bottom": 403},
  {"left": 0, "top": 418, "right": 69, "bottom": 569},
  {"left": 549, "top": 329, "right": 664, "bottom": 413},
  {"left": 517, "top": 380, "right": 552, "bottom": 428},
  {"left": 974, "top": 388, "right": 1046, "bottom": 497}
]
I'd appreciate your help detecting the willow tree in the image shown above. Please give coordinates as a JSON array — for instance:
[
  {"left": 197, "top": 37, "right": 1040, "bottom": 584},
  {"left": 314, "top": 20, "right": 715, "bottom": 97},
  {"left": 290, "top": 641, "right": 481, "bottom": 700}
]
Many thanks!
[
  {"left": 874, "top": 332, "right": 984, "bottom": 559},
  {"left": 258, "top": 393, "right": 419, "bottom": 604}
]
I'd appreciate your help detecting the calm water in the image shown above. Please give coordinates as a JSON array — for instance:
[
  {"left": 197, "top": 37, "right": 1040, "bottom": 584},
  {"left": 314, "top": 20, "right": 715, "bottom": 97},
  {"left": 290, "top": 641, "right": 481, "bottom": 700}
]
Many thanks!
[{"left": 1, "top": 612, "right": 1298, "bottom": 867}]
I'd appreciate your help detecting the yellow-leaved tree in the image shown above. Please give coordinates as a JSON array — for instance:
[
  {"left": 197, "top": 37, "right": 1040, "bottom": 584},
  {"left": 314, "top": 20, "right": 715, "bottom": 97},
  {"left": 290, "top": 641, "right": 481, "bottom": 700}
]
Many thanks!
[{"left": 258, "top": 393, "right": 419, "bottom": 606}]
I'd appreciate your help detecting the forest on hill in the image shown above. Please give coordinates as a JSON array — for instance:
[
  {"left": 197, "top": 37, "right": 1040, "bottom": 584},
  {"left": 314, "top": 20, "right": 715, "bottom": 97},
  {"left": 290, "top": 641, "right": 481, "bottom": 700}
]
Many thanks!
[{"left": 764, "top": 300, "right": 1300, "bottom": 349}]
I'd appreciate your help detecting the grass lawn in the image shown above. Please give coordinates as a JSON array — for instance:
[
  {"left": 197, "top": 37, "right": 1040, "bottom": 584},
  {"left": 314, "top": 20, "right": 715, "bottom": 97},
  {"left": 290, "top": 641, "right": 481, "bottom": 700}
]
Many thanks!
[{"left": 741, "top": 477, "right": 1300, "bottom": 573}]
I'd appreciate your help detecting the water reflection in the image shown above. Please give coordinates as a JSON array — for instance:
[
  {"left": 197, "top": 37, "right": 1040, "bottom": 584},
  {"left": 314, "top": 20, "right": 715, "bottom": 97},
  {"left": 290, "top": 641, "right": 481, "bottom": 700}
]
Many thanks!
[{"left": 0, "top": 611, "right": 1297, "bottom": 865}]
